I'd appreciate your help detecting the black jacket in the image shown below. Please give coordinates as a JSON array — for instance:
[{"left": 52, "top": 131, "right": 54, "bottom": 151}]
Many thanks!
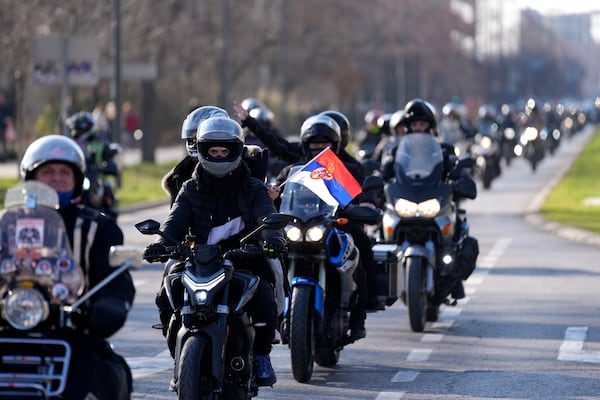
[
  {"left": 159, "top": 162, "right": 281, "bottom": 280},
  {"left": 60, "top": 204, "right": 135, "bottom": 338},
  {"left": 162, "top": 155, "right": 198, "bottom": 207}
]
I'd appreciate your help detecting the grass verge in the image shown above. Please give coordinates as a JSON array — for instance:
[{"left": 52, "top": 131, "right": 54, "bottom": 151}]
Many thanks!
[
  {"left": 540, "top": 129, "right": 600, "bottom": 236},
  {"left": 0, "top": 160, "right": 177, "bottom": 209}
]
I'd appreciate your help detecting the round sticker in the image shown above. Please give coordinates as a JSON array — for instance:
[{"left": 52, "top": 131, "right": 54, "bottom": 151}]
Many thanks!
[
  {"left": 51, "top": 283, "right": 70, "bottom": 301},
  {"left": 56, "top": 257, "right": 73, "bottom": 273}
]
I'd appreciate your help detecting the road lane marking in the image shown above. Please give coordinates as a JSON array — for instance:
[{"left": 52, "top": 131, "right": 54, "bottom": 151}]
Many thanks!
[
  {"left": 391, "top": 370, "right": 419, "bottom": 382},
  {"left": 406, "top": 349, "right": 432, "bottom": 361},
  {"left": 421, "top": 333, "right": 443, "bottom": 343},
  {"left": 376, "top": 391, "right": 405, "bottom": 399},
  {"left": 558, "top": 326, "right": 600, "bottom": 363}
]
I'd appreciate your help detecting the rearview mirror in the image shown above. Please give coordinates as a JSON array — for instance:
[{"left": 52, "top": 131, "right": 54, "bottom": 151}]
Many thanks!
[
  {"left": 261, "top": 213, "right": 292, "bottom": 229},
  {"left": 135, "top": 219, "right": 161, "bottom": 235}
]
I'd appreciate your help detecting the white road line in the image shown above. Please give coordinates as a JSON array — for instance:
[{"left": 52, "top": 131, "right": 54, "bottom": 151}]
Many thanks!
[
  {"left": 421, "top": 333, "right": 443, "bottom": 343},
  {"left": 558, "top": 326, "right": 600, "bottom": 363},
  {"left": 375, "top": 391, "right": 405, "bottom": 399},
  {"left": 391, "top": 370, "right": 419, "bottom": 382},
  {"left": 406, "top": 348, "right": 432, "bottom": 361}
]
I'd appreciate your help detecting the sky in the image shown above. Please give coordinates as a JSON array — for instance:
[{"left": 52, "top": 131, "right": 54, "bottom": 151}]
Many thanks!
[{"left": 517, "top": 0, "right": 600, "bottom": 15}]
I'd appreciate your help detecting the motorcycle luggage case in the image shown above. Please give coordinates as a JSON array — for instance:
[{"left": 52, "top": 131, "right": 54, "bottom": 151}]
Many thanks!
[{"left": 372, "top": 243, "right": 400, "bottom": 306}]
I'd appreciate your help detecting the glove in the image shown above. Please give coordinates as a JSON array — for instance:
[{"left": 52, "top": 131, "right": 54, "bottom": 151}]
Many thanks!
[
  {"left": 262, "top": 237, "right": 286, "bottom": 259},
  {"left": 143, "top": 243, "right": 168, "bottom": 263}
]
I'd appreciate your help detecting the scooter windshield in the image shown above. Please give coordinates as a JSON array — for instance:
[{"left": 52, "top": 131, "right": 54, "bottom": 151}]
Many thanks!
[
  {"left": 0, "top": 181, "right": 84, "bottom": 304},
  {"left": 393, "top": 133, "right": 445, "bottom": 186},
  {"left": 279, "top": 168, "right": 335, "bottom": 223}
]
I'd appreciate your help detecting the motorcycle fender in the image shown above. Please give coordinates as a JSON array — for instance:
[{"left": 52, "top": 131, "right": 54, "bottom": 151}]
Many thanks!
[
  {"left": 290, "top": 276, "right": 325, "bottom": 318},
  {"left": 401, "top": 246, "right": 435, "bottom": 296}
]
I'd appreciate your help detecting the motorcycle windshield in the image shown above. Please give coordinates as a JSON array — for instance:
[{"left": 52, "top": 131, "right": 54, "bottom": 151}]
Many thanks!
[
  {"left": 393, "top": 133, "right": 445, "bottom": 185},
  {"left": 0, "top": 181, "right": 84, "bottom": 304},
  {"left": 280, "top": 167, "right": 335, "bottom": 222}
]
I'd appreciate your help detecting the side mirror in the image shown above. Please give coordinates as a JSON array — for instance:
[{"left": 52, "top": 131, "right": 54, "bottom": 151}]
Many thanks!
[
  {"left": 261, "top": 213, "right": 292, "bottom": 229},
  {"left": 109, "top": 245, "right": 144, "bottom": 268},
  {"left": 135, "top": 219, "right": 161, "bottom": 235},
  {"left": 362, "top": 175, "right": 384, "bottom": 192}
]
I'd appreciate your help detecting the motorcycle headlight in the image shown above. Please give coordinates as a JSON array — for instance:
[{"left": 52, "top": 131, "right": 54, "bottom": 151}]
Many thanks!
[
  {"left": 504, "top": 128, "right": 515, "bottom": 140},
  {"left": 480, "top": 136, "right": 492, "bottom": 150},
  {"left": 523, "top": 126, "right": 538, "bottom": 141},
  {"left": 306, "top": 225, "right": 326, "bottom": 242},
  {"left": 394, "top": 198, "right": 418, "bottom": 217},
  {"left": 394, "top": 198, "right": 440, "bottom": 218},
  {"left": 2, "top": 287, "right": 49, "bottom": 330},
  {"left": 417, "top": 199, "right": 441, "bottom": 217},
  {"left": 285, "top": 226, "right": 303, "bottom": 242}
]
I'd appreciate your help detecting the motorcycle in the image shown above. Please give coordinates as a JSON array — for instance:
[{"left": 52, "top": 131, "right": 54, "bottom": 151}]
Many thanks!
[
  {"left": 278, "top": 171, "right": 381, "bottom": 383},
  {"left": 82, "top": 141, "right": 121, "bottom": 219},
  {"left": 470, "top": 122, "right": 502, "bottom": 189},
  {"left": 514, "top": 126, "right": 546, "bottom": 173},
  {"left": 379, "top": 133, "right": 477, "bottom": 332},
  {"left": 0, "top": 180, "right": 141, "bottom": 398},
  {"left": 136, "top": 213, "right": 290, "bottom": 400}
]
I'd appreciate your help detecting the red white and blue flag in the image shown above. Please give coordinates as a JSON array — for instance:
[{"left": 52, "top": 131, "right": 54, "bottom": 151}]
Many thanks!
[{"left": 285, "top": 147, "right": 362, "bottom": 206}]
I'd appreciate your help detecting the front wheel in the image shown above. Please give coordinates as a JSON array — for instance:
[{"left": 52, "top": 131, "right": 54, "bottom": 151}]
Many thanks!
[
  {"left": 406, "top": 257, "right": 427, "bottom": 332},
  {"left": 289, "top": 285, "right": 315, "bottom": 383},
  {"left": 178, "top": 335, "right": 212, "bottom": 400}
]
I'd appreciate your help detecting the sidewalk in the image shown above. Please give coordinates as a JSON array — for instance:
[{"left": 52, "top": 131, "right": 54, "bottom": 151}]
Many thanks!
[{"left": 0, "top": 145, "right": 185, "bottom": 179}]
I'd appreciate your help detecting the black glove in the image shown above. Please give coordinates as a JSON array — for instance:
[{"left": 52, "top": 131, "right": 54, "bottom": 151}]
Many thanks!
[
  {"left": 263, "top": 237, "right": 286, "bottom": 259},
  {"left": 143, "top": 243, "right": 168, "bottom": 262}
]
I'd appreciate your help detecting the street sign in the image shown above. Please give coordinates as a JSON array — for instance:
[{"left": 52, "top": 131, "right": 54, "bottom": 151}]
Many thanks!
[{"left": 32, "top": 35, "right": 98, "bottom": 86}]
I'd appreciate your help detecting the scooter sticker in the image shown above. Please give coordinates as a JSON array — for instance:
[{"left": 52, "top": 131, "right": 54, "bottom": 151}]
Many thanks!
[
  {"left": 56, "top": 257, "right": 73, "bottom": 273},
  {"left": 15, "top": 219, "right": 44, "bottom": 247},
  {"left": 0, "top": 258, "right": 16, "bottom": 274},
  {"left": 35, "top": 259, "right": 52, "bottom": 276},
  {"left": 51, "top": 282, "right": 70, "bottom": 301}
]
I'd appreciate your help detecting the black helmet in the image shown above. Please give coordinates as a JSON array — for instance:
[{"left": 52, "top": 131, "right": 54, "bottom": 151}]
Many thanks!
[
  {"left": 300, "top": 114, "right": 341, "bottom": 156},
  {"left": 389, "top": 110, "right": 406, "bottom": 134},
  {"left": 65, "top": 111, "right": 95, "bottom": 140},
  {"left": 20, "top": 135, "right": 87, "bottom": 197},
  {"left": 319, "top": 110, "right": 351, "bottom": 148},
  {"left": 196, "top": 117, "right": 244, "bottom": 177},
  {"left": 249, "top": 106, "right": 275, "bottom": 129},
  {"left": 403, "top": 98, "right": 438, "bottom": 135},
  {"left": 377, "top": 113, "right": 393, "bottom": 136},
  {"left": 240, "top": 98, "right": 266, "bottom": 113},
  {"left": 181, "top": 106, "right": 229, "bottom": 157}
]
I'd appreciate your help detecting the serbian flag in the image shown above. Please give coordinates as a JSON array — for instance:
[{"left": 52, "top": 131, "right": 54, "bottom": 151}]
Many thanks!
[{"left": 285, "top": 147, "right": 362, "bottom": 206}]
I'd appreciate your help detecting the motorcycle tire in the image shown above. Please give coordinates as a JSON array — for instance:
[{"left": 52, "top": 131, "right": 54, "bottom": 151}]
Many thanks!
[
  {"left": 406, "top": 257, "right": 427, "bottom": 332},
  {"left": 315, "top": 307, "right": 341, "bottom": 367},
  {"left": 290, "top": 285, "right": 315, "bottom": 383},
  {"left": 177, "top": 335, "right": 214, "bottom": 400}
]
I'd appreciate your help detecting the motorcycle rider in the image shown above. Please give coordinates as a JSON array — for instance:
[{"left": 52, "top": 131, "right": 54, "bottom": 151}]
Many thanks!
[
  {"left": 272, "top": 114, "right": 374, "bottom": 339},
  {"left": 66, "top": 111, "right": 120, "bottom": 217},
  {"left": 161, "top": 105, "right": 229, "bottom": 207},
  {"left": 144, "top": 117, "right": 284, "bottom": 387},
  {"left": 19, "top": 134, "right": 136, "bottom": 399},
  {"left": 380, "top": 98, "right": 478, "bottom": 301},
  {"left": 235, "top": 104, "right": 384, "bottom": 313}
]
